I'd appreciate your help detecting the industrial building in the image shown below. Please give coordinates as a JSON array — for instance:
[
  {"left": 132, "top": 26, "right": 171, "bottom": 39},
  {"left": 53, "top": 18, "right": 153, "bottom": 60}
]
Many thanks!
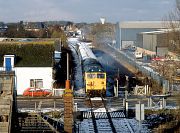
[
  {"left": 136, "top": 30, "right": 169, "bottom": 56},
  {"left": 115, "top": 21, "right": 166, "bottom": 50}
]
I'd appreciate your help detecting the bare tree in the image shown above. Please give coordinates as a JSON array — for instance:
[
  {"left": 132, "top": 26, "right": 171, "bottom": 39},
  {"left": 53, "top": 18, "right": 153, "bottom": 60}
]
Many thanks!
[{"left": 163, "top": 3, "right": 180, "bottom": 54}]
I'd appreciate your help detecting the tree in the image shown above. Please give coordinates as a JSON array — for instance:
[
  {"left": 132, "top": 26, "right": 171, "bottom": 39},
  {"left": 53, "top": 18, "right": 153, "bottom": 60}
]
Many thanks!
[
  {"left": 49, "top": 25, "right": 67, "bottom": 46},
  {"left": 163, "top": 3, "right": 180, "bottom": 54}
]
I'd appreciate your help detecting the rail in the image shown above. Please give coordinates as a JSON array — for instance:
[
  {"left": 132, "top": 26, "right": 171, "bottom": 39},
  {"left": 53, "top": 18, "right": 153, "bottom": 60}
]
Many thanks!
[
  {"left": 88, "top": 97, "right": 98, "bottom": 133},
  {"left": 101, "top": 96, "right": 117, "bottom": 133},
  {"left": 87, "top": 96, "right": 118, "bottom": 133},
  {"left": 42, "top": 115, "right": 64, "bottom": 132}
]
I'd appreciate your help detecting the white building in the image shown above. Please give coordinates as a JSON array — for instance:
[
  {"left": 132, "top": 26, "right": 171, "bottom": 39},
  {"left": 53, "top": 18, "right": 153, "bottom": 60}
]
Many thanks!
[
  {"left": 15, "top": 67, "right": 53, "bottom": 95},
  {"left": 0, "top": 42, "right": 55, "bottom": 95}
]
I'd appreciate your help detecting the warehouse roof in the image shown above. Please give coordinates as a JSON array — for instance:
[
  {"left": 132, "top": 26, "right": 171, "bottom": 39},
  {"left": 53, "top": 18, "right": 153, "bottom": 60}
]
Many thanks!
[{"left": 119, "top": 21, "right": 166, "bottom": 29}]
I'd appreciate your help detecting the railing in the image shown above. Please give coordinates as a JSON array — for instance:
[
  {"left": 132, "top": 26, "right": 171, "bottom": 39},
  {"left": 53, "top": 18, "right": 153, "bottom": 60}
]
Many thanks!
[
  {"left": 42, "top": 115, "right": 64, "bottom": 132},
  {"left": 106, "top": 44, "right": 171, "bottom": 92},
  {"left": 52, "top": 88, "right": 65, "bottom": 97}
]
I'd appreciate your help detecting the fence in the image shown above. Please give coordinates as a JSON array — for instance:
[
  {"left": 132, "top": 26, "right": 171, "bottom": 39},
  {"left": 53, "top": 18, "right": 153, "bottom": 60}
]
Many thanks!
[
  {"left": 52, "top": 88, "right": 65, "bottom": 97},
  {"left": 108, "top": 45, "right": 170, "bottom": 92}
]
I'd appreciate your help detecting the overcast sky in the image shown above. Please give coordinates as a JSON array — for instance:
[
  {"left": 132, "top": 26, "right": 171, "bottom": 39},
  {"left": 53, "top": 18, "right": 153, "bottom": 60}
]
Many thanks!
[{"left": 0, "top": 0, "right": 176, "bottom": 23}]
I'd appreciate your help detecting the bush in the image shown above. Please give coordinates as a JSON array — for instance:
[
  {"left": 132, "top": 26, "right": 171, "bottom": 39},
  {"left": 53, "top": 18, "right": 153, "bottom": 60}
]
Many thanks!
[{"left": 0, "top": 41, "right": 55, "bottom": 67}]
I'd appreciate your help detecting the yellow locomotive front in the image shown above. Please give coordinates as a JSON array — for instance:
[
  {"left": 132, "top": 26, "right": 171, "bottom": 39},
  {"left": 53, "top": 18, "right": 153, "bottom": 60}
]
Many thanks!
[{"left": 85, "top": 72, "right": 106, "bottom": 96}]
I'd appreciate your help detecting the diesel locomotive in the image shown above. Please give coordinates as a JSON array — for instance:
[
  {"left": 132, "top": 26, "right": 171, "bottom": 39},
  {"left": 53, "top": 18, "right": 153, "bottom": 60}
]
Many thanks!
[{"left": 77, "top": 42, "right": 106, "bottom": 96}]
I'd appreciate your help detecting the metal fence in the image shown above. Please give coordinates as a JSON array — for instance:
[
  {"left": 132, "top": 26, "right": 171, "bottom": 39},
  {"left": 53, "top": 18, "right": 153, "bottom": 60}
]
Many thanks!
[{"left": 110, "top": 46, "right": 171, "bottom": 92}]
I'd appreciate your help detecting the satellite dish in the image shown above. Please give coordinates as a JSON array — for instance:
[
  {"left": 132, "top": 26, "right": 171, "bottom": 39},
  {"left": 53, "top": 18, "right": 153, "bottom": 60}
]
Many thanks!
[{"left": 100, "top": 17, "right": 105, "bottom": 24}]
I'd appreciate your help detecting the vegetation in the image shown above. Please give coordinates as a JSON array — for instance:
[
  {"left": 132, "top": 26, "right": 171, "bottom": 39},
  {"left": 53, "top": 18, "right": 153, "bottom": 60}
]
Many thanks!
[
  {"left": 49, "top": 25, "right": 67, "bottom": 46},
  {"left": 5, "top": 24, "right": 48, "bottom": 38},
  {"left": 145, "top": 109, "right": 180, "bottom": 132},
  {"left": 0, "top": 42, "right": 55, "bottom": 67},
  {"left": 0, "top": 22, "right": 68, "bottom": 67},
  {"left": 84, "top": 23, "right": 115, "bottom": 47},
  {"left": 163, "top": 3, "right": 180, "bottom": 54},
  {"left": 3, "top": 22, "right": 68, "bottom": 47}
]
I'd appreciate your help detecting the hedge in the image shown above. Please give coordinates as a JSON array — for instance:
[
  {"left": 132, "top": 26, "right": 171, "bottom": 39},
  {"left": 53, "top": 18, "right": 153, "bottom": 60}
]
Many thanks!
[{"left": 0, "top": 41, "right": 55, "bottom": 67}]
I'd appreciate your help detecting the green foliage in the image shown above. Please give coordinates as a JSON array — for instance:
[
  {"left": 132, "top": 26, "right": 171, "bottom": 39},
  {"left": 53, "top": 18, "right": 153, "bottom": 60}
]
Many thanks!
[
  {"left": 49, "top": 25, "right": 67, "bottom": 46},
  {"left": 91, "top": 23, "right": 114, "bottom": 35},
  {"left": 5, "top": 24, "right": 49, "bottom": 38},
  {"left": 0, "top": 42, "right": 55, "bottom": 67},
  {"left": 51, "top": 31, "right": 61, "bottom": 38}
]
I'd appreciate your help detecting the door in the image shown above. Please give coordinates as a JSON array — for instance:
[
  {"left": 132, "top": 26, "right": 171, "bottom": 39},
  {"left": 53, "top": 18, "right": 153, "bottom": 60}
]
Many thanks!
[{"left": 5, "top": 58, "right": 11, "bottom": 71}]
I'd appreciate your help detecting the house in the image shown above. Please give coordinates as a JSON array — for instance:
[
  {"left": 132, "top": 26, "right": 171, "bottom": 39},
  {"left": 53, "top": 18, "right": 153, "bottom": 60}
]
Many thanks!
[
  {"left": 24, "top": 22, "right": 47, "bottom": 31},
  {"left": 0, "top": 40, "right": 55, "bottom": 95},
  {"left": 0, "top": 22, "right": 8, "bottom": 32},
  {"left": 0, "top": 22, "right": 8, "bottom": 36}
]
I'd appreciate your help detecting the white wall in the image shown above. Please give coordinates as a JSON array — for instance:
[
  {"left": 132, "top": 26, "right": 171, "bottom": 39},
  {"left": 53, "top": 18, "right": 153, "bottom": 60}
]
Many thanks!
[{"left": 14, "top": 67, "right": 53, "bottom": 95}]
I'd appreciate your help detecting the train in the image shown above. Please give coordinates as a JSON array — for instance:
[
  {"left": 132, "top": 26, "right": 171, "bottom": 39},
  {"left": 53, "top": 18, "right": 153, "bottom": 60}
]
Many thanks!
[{"left": 77, "top": 42, "right": 106, "bottom": 96}]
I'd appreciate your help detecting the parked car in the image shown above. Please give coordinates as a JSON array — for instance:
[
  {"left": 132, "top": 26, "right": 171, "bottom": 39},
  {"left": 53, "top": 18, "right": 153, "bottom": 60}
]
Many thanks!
[
  {"left": 23, "top": 88, "right": 52, "bottom": 97},
  {"left": 151, "top": 57, "right": 164, "bottom": 61}
]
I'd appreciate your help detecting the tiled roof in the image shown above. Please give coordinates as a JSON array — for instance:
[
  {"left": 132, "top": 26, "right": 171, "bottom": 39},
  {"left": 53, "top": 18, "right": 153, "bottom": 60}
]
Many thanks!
[{"left": 24, "top": 22, "right": 47, "bottom": 30}]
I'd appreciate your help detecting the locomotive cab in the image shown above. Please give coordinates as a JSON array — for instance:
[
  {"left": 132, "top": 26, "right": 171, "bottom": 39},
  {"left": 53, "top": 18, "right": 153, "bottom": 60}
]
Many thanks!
[{"left": 85, "top": 72, "right": 106, "bottom": 96}]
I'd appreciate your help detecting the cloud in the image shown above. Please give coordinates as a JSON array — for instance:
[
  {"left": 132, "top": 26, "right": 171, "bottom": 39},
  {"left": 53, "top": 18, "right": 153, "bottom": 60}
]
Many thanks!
[
  {"left": 0, "top": 0, "right": 176, "bottom": 23},
  {"left": 0, "top": 0, "right": 76, "bottom": 22}
]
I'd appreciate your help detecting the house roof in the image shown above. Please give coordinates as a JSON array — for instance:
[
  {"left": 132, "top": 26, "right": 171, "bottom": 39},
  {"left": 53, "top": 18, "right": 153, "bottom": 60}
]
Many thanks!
[
  {"left": 0, "top": 41, "right": 55, "bottom": 67},
  {"left": 24, "top": 22, "right": 47, "bottom": 30},
  {"left": 0, "top": 22, "right": 7, "bottom": 28},
  {"left": 0, "top": 22, "right": 8, "bottom": 32}
]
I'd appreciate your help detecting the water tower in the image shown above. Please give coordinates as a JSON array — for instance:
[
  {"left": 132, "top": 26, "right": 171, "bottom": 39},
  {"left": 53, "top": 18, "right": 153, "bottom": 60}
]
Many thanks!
[{"left": 100, "top": 17, "right": 106, "bottom": 24}]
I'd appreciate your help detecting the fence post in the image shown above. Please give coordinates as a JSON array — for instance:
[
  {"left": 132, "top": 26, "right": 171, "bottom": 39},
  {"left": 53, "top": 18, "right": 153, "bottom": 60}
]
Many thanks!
[
  {"left": 35, "top": 102, "right": 36, "bottom": 111},
  {"left": 54, "top": 100, "right": 56, "bottom": 110}
]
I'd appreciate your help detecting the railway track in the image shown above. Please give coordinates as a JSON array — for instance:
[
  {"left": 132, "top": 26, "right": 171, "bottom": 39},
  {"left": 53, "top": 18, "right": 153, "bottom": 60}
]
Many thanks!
[
  {"left": 86, "top": 96, "right": 118, "bottom": 133},
  {"left": 78, "top": 96, "right": 138, "bottom": 133}
]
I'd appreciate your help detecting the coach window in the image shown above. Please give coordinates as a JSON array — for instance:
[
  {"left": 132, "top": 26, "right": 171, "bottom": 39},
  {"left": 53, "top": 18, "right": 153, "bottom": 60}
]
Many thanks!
[{"left": 30, "top": 79, "right": 43, "bottom": 88}]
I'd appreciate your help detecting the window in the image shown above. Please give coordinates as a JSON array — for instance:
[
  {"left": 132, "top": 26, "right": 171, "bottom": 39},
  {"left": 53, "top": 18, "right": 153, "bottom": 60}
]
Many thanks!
[
  {"left": 87, "top": 74, "right": 96, "bottom": 79},
  {"left": 97, "top": 74, "right": 105, "bottom": 79},
  {"left": 30, "top": 79, "right": 43, "bottom": 88}
]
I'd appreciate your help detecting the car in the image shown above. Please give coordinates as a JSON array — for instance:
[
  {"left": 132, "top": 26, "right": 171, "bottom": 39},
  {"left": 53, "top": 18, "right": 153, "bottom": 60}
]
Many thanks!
[
  {"left": 151, "top": 57, "right": 164, "bottom": 61},
  {"left": 23, "top": 88, "right": 52, "bottom": 97}
]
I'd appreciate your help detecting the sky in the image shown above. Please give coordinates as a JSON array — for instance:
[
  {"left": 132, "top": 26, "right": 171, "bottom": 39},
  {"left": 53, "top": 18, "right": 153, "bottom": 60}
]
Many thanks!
[{"left": 0, "top": 0, "right": 177, "bottom": 23}]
